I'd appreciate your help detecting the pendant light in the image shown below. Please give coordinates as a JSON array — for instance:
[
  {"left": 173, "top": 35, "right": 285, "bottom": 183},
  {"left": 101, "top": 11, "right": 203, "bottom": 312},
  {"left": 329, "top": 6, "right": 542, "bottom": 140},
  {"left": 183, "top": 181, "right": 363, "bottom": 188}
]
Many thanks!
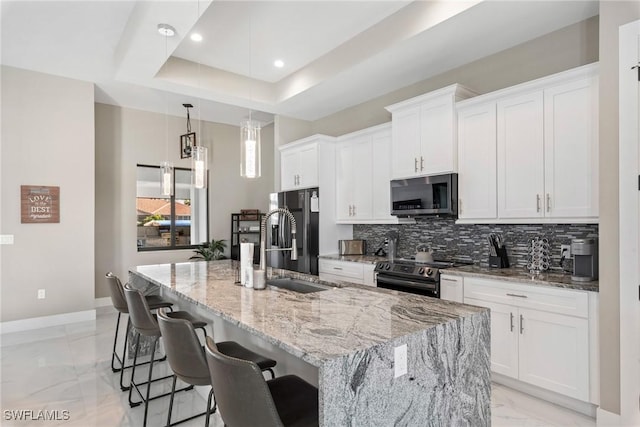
[
  {"left": 159, "top": 23, "right": 176, "bottom": 196},
  {"left": 240, "top": 9, "right": 261, "bottom": 179},
  {"left": 240, "top": 114, "right": 261, "bottom": 178},
  {"left": 192, "top": 145, "right": 207, "bottom": 189}
]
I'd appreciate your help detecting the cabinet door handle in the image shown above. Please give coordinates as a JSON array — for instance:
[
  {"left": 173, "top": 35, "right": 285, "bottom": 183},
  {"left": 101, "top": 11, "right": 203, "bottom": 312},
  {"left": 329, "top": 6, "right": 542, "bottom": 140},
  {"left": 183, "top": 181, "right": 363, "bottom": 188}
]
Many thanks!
[
  {"left": 348, "top": 205, "right": 352, "bottom": 216},
  {"left": 546, "top": 193, "right": 551, "bottom": 212},
  {"left": 297, "top": 175, "right": 300, "bottom": 185},
  {"left": 333, "top": 267, "right": 343, "bottom": 270},
  {"left": 520, "top": 314, "right": 524, "bottom": 334},
  {"left": 536, "top": 194, "right": 541, "bottom": 212},
  {"left": 420, "top": 156, "right": 424, "bottom": 171},
  {"left": 353, "top": 205, "right": 356, "bottom": 216},
  {"left": 441, "top": 277, "right": 457, "bottom": 283},
  {"left": 414, "top": 157, "right": 418, "bottom": 172},
  {"left": 510, "top": 312, "right": 514, "bottom": 332},
  {"left": 506, "top": 293, "right": 528, "bottom": 298},
  {"left": 459, "top": 199, "right": 462, "bottom": 214}
]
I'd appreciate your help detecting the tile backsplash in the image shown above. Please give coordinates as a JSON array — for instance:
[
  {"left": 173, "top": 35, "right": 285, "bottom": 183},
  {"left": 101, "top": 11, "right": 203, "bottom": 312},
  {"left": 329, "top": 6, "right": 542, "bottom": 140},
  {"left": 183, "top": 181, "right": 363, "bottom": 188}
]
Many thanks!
[{"left": 354, "top": 218, "right": 598, "bottom": 272}]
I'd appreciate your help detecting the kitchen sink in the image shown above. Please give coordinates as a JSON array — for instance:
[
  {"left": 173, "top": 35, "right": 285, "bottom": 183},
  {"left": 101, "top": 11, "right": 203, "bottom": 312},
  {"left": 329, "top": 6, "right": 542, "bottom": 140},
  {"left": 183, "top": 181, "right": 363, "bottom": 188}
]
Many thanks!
[{"left": 266, "top": 278, "right": 331, "bottom": 294}]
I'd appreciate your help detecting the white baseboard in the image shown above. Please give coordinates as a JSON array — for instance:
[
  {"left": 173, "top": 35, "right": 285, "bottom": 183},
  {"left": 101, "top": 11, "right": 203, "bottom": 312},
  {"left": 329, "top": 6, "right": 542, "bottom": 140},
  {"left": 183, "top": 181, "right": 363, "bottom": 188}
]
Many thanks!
[
  {"left": 94, "top": 296, "right": 112, "bottom": 308},
  {"left": 596, "top": 408, "right": 621, "bottom": 426},
  {"left": 0, "top": 309, "right": 96, "bottom": 334}
]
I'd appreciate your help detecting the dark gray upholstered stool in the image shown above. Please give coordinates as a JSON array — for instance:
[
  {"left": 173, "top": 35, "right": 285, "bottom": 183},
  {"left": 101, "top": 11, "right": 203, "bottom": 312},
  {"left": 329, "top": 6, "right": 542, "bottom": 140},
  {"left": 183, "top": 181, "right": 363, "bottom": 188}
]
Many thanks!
[
  {"left": 105, "top": 272, "right": 174, "bottom": 391},
  {"left": 123, "top": 284, "right": 208, "bottom": 427},
  {"left": 157, "top": 310, "right": 277, "bottom": 427},
  {"left": 205, "top": 336, "right": 319, "bottom": 427}
]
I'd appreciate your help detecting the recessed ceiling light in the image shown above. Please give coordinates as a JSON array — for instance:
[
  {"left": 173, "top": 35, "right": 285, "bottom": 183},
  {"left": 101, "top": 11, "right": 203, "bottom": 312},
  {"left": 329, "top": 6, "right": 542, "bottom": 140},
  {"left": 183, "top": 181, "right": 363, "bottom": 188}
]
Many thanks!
[
  {"left": 274, "top": 59, "right": 284, "bottom": 68},
  {"left": 157, "top": 23, "right": 176, "bottom": 37},
  {"left": 190, "top": 33, "right": 203, "bottom": 42}
]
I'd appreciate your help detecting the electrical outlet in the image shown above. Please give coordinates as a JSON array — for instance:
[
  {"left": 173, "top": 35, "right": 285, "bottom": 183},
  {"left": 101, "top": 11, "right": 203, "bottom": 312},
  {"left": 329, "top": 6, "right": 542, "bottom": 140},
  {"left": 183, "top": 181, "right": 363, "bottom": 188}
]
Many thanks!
[
  {"left": 394, "top": 344, "right": 407, "bottom": 378},
  {"left": 560, "top": 244, "right": 571, "bottom": 258},
  {"left": 37, "top": 289, "right": 46, "bottom": 299}
]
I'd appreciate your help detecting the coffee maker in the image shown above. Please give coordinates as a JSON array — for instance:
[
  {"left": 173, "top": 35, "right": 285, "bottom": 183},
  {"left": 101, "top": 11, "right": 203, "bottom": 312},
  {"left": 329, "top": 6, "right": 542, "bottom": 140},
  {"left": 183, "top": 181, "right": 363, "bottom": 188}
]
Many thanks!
[{"left": 571, "top": 238, "right": 598, "bottom": 282}]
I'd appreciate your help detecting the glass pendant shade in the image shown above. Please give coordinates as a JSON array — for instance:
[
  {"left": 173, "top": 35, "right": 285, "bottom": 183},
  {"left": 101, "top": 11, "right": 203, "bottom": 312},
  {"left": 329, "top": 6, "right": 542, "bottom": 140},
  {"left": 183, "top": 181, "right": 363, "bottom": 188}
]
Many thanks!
[
  {"left": 191, "top": 145, "right": 208, "bottom": 189},
  {"left": 240, "top": 120, "right": 261, "bottom": 178},
  {"left": 160, "top": 161, "right": 174, "bottom": 196}
]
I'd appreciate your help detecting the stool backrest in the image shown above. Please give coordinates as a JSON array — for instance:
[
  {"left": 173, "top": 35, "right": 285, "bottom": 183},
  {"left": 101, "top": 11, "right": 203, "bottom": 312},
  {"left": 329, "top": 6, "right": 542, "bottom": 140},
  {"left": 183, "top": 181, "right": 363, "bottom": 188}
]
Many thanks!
[
  {"left": 157, "top": 310, "right": 210, "bottom": 386},
  {"left": 204, "top": 336, "right": 284, "bottom": 427},
  {"left": 105, "top": 272, "right": 128, "bottom": 313},
  {"left": 123, "top": 284, "right": 159, "bottom": 337}
]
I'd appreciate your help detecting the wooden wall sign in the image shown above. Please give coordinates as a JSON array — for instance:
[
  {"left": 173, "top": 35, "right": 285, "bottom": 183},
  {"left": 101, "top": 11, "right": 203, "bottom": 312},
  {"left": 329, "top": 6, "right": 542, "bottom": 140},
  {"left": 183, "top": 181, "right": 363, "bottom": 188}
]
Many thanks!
[{"left": 21, "top": 185, "right": 60, "bottom": 223}]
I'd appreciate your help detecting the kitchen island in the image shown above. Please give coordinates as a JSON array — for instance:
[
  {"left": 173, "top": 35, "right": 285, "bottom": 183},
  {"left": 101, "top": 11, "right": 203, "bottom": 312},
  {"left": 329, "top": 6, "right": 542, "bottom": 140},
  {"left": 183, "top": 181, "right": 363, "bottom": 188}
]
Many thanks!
[{"left": 130, "top": 260, "right": 490, "bottom": 426}]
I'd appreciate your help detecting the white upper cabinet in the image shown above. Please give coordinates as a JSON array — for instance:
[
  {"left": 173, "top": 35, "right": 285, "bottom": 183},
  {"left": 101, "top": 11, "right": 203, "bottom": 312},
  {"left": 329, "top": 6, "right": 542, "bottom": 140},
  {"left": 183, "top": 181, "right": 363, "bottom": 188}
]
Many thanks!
[
  {"left": 457, "top": 102, "right": 498, "bottom": 219},
  {"left": 335, "top": 123, "right": 401, "bottom": 224},
  {"left": 280, "top": 138, "right": 320, "bottom": 191},
  {"left": 544, "top": 75, "right": 599, "bottom": 219},
  {"left": 456, "top": 63, "right": 599, "bottom": 224},
  {"left": 386, "top": 84, "right": 477, "bottom": 179},
  {"left": 497, "top": 91, "right": 545, "bottom": 219}
]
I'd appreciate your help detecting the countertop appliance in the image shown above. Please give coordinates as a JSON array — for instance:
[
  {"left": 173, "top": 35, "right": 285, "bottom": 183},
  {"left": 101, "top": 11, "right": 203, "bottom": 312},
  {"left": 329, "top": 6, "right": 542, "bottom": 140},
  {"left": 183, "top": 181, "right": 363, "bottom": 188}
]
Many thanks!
[
  {"left": 571, "top": 238, "right": 598, "bottom": 282},
  {"left": 374, "top": 258, "right": 469, "bottom": 298},
  {"left": 339, "top": 240, "right": 366, "bottom": 256},
  {"left": 268, "top": 188, "right": 319, "bottom": 275},
  {"left": 390, "top": 173, "right": 458, "bottom": 217}
]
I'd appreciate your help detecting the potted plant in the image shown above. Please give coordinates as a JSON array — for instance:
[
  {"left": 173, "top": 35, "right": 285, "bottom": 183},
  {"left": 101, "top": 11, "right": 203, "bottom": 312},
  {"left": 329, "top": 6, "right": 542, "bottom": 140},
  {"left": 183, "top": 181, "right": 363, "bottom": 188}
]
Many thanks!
[{"left": 190, "top": 239, "right": 227, "bottom": 261}]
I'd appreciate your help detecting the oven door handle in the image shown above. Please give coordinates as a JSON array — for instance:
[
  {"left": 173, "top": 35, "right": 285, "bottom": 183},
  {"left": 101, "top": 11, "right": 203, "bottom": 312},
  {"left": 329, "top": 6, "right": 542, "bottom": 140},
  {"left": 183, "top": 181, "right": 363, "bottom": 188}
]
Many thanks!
[{"left": 377, "top": 276, "right": 437, "bottom": 290}]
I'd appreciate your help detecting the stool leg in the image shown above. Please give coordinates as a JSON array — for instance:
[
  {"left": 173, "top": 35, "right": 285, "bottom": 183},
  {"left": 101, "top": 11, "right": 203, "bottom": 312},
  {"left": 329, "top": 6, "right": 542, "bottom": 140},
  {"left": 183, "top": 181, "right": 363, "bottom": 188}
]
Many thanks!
[
  {"left": 119, "top": 317, "right": 131, "bottom": 391},
  {"left": 204, "top": 387, "right": 216, "bottom": 427},
  {"left": 128, "top": 332, "right": 142, "bottom": 407},
  {"left": 142, "top": 336, "right": 159, "bottom": 427},
  {"left": 111, "top": 312, "right": 122, "bottom": 372},
  {"left": 166, "top": 375, "right": 177, "bottom": 427}
]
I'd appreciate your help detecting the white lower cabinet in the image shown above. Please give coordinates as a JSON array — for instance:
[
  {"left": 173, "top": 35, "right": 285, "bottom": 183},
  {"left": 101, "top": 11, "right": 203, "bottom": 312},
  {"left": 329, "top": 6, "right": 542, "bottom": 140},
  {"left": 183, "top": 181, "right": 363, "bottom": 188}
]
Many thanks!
[
  {"left": 463, "top": 277, "right": 592, "bottom": 402},
  {"left": 439, "top": 274, "right": 463, "bottom": 303},
  {"left": 318, "top": 259, "right": 376, "bottom": 287}
]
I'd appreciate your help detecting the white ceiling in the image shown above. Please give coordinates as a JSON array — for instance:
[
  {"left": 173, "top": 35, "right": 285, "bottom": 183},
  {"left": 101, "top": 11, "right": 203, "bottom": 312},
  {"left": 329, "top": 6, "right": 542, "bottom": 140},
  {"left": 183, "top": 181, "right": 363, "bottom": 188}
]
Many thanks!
[{"left": 0, "top": 1, "right": 599, "bottom": 127}]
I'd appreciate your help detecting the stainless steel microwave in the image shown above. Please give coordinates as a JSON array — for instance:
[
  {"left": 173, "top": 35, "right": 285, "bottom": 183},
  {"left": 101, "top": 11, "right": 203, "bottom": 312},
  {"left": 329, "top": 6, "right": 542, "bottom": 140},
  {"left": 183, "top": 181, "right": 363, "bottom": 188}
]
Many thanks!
[{"left": 390, "top": 173, "right": 458, "bottom": 217}]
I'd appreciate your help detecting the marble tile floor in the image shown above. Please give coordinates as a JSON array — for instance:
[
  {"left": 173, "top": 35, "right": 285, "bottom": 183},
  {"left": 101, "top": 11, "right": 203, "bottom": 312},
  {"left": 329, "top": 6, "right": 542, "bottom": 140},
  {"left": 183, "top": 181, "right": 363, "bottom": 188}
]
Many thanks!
[{"left": 0, "top": 307, "right": 596, "bottom": 427}]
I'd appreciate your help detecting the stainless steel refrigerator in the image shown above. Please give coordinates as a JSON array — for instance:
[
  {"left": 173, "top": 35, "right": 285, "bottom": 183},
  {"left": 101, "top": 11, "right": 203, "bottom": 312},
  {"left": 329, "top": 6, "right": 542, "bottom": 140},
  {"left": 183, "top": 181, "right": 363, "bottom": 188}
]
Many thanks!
[{"left": 268, "top": 188, "right": 319, "bottom": 275}]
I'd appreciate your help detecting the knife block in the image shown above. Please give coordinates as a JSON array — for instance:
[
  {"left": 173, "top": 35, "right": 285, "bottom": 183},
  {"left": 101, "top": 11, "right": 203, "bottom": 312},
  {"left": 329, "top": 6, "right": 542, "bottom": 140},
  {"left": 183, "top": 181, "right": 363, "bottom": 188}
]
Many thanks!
[{"left": 489, "top": 246, "right": 510, "bottom": 268}]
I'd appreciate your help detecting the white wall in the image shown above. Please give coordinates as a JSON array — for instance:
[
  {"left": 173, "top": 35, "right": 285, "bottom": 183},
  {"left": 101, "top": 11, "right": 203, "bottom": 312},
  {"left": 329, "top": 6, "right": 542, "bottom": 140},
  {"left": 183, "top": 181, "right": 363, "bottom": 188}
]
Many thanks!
[
  {"left": 94, "top": 104, "right": 274, "bottom": 298},
  {"left": 598, "top": 0, "right": 640, "bottom": 416},
  {"left": 1, "top": 66, "right": 95, "bottom": 322}
]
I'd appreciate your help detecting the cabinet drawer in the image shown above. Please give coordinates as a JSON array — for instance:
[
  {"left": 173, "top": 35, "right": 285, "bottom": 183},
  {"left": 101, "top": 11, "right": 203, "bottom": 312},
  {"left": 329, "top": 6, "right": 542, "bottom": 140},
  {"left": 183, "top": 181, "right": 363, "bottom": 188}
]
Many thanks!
[
  {"left": 318, "top": 259, "right": 364, "bottom": 281},
  {"left": 464, "top": 277, "right": 588, "bottom": 318}
]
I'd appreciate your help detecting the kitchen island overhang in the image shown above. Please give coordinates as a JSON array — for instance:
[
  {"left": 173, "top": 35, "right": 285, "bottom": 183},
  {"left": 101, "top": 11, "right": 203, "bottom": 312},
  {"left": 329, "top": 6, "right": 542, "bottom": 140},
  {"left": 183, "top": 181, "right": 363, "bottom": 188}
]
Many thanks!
[{"left": 130, "top": 260, "right": 490, "bottom": 426}]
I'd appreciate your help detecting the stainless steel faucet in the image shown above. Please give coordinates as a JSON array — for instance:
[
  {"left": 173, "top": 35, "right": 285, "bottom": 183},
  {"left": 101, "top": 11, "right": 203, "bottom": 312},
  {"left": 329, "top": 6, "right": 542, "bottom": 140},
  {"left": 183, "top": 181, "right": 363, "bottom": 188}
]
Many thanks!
[{"left": 255, "top": 208, "right": 297, "bottom": 289}]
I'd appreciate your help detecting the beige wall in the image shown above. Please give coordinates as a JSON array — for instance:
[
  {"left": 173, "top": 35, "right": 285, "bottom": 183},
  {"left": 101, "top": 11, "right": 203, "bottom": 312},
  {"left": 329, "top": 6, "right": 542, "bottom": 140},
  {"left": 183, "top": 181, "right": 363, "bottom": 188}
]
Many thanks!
[
  {"left": 598, "top": 0, "right": 640, "bottom": 415},
  {"left": 1, "top": 66, "right": 95, "bottom": 322},
  {"left": 94, "top": 104, "right": 274, "bottom": 298},
  {"left": 312, "top": 16, "right": 599, "bottom": 137}
]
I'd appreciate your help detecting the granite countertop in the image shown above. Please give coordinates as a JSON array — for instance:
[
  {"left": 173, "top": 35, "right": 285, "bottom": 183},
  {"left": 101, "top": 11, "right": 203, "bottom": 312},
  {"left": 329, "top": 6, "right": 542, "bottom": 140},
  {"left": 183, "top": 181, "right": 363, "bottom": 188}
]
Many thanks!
[
  {"left": 318, "top": 253, "right": 386, "bottom": 264},
  {"left": 443, "top": 264, "right": 599, "bottom": 292},
  {"left": 131, "top": 260, "right": 487, "bottom": 367}
]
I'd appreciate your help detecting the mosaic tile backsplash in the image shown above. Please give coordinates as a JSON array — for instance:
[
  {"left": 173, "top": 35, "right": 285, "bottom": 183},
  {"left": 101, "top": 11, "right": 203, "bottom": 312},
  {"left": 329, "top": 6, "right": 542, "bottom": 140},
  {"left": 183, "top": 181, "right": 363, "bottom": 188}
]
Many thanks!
[{"left": 353, "top": 218, "right": 598, "bottom": 272}]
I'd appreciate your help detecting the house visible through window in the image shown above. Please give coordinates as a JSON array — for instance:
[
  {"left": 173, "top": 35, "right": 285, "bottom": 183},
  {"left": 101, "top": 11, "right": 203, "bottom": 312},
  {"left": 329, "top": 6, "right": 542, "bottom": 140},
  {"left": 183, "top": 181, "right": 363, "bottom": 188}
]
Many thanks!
[{"left": 136, "top": 164, "right": 208, "bottom": 250}]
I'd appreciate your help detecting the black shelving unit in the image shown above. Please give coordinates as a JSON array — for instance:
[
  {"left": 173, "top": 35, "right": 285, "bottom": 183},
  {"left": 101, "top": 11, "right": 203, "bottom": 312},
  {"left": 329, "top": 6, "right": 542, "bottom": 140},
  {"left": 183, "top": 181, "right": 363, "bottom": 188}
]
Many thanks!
[{"left": 230, "top": 212, "right": 265, "bottom": 265}]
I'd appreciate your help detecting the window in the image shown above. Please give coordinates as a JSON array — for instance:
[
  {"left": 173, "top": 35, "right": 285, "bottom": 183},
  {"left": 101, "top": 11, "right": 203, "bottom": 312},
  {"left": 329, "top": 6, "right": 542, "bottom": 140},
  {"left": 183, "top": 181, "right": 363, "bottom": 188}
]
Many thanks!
[{"left": 136, "top": 164, "right": 208, "bottom": 250}]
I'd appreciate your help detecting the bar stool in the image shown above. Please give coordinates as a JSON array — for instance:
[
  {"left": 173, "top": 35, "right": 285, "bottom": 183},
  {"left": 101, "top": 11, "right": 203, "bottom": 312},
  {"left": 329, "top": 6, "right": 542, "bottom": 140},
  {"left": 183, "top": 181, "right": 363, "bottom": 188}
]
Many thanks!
[
  {"left": 204, "top": 336, "right": 319, "bottom": 427},
  {"left": 157, "top": 310, "right": 277, "bottom": 427},
  {"left": 105, "top": 272, "right": 174, "bottom": 391},
  {"left": 123, "top": 284, "right": 208, "bottom": 427}
]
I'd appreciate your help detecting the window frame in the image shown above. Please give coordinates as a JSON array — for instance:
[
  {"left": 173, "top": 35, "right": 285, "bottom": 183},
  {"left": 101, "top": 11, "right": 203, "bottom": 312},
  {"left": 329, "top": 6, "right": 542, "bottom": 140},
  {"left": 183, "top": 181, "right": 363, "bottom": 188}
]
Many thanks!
[{"left": 136, "top": 163, "right": 209, "bottom": 252}]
